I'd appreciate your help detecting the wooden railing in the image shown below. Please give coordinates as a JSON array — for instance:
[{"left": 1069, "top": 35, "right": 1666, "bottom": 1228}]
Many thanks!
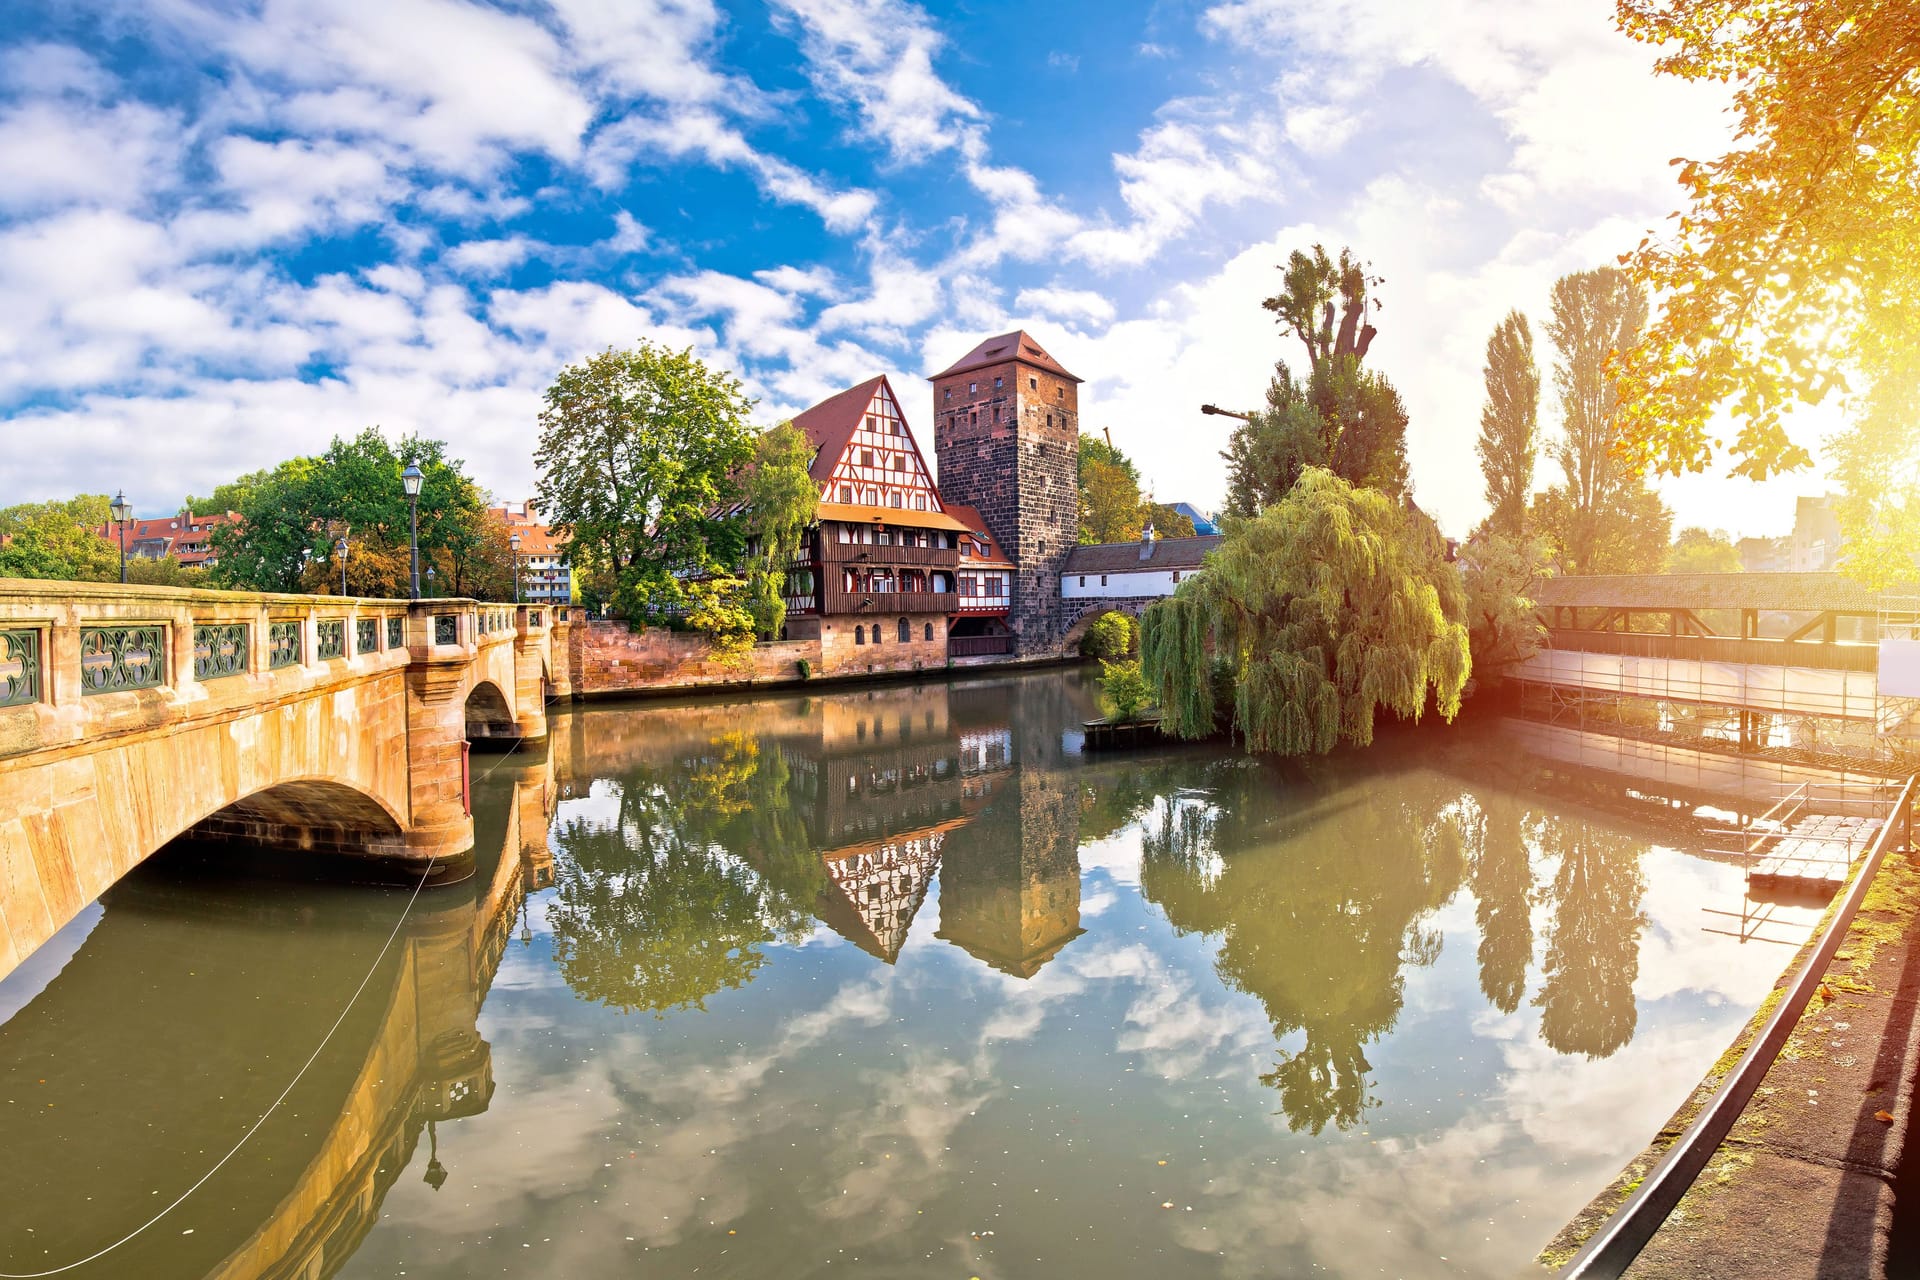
[
  {"left": 949, "top": 634, "right": 1015, "bottom": 657},
  {"left": 1546, "top": 628, "right": 1878, "bottom": 673},
  {"left": 819, "top": 541, "right": 958, "bottom": 569},
  {"left": 820, "top": 588, "right": 958, "bottom": 615}
]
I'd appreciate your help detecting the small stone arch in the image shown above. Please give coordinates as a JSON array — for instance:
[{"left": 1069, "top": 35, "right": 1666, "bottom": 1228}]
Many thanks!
[
  {"left": 1059, "top": 601, "right": 1151, "bottom": 655},
  {"left": 464, "top": 679, "right": 519, "bottom": 746}
]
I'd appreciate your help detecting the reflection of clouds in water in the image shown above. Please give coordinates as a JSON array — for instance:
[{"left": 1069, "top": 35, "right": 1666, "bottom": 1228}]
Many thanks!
[
  {"left": 1074, "top": 942, "right": 1270, "bottom": 1082},
  {"left": 552, "top": 779, "right": 622, "bottom": 829},
  {"left": 1629, "top": 847, "right": 1821, "bottom": 1006},
  {"left": 1076, "top": 830, "right": 1143, "bottom": 887},
  {"left": 1079, "top": 886, "right": 1119, "bottom": 918}
]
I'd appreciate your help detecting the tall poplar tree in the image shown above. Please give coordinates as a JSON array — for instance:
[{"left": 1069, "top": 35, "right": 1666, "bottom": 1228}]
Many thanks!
[
  {"left": 1474, "top": 310, "right": 1539, "bottom": 537},
  {"left": 1534, "top": 269, "right": 1673, "bottom": 575}
]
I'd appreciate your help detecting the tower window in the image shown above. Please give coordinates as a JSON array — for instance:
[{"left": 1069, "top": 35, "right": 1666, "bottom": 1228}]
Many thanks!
[
  {"left": 969, "top": 381, "right": 976, "bottom": 393},
  {"left": 970, "top": 411, "right": 977, "bottom": 425},
  {"left": 1029, "top": 376, "right": 1037, "bottom": 389},
  {"left": 1046, "top": 414, "right": 1052, "bottom": 428},
  {"left": 944, "top": 388, "right": 951, "bottom": 401},
  {"left": 994, "top": 376, "right": 1003, "bottom": 389},
  {"left": 947, "top": 415, "right": 955, "bottom": 430},
  {"left": 1057, "top": 387, "right": 1064, "bottom": 399},
  {"left": 993, "top": 407, "right": 1000, "bottom": 423}
]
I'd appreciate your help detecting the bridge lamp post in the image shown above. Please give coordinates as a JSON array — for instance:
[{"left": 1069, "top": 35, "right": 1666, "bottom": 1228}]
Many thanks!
[
  {"left": 509, "top": 532, "right": 522, "bottom": 603},
  {"left": 334, "top": 536, "right": 349, "bottom": 596},
  {"left": 401, "top": 462, "right": 424, "bottom": 600},
  {"left": 110, "top": 490, "right": 132, "bottom": 584},
  {"left": 425, "top": 564, "right": 436, "bottom": 598}
]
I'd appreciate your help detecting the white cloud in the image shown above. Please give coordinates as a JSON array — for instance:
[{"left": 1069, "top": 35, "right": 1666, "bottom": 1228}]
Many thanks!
[
  {"left": 0, "top": 100, "right": 183, "bottom": 214},
  {"left": 1015, "top": 286, "right": 1117, "bottom": 326},
  {"left": 445, "top": 235, "right": 538, "bottom": 276},
  {"left": 767, "top": 0, "right": 982, "bottom": 163}
]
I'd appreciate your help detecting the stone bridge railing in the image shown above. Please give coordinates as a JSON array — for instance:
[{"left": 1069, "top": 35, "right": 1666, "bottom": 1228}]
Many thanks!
[{"left": 0, "top": 580, "right": 568, "bottom": 984}]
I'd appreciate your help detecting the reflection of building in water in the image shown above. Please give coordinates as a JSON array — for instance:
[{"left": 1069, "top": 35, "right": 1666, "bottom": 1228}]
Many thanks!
[
  {"left": 814, "top": 826, "right": 950, "bottom": 962},
  {"left": 935, "top": 768, "right": 1085, "bottom": 979},
  {"left": 0, "top": 753, "right": 556, "bottom": 1280}
]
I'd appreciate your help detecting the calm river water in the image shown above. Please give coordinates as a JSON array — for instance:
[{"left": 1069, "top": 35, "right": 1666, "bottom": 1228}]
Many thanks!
[{"left": 0, "top": 669, "right": 1823, "bottom": 1279}]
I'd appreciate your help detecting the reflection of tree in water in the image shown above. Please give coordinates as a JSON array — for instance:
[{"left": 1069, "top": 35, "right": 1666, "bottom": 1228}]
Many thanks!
[
  {"left": 1137, "top": 762, "right": 1469, "bottom": 1134},
  {"left": 1465, "top": 794, "right": 1538, "bottom": 1014},
  {"left": 549, "top": 730, "right": 816, "bottom": 1015},
  {"left": 1533, "top": 819, "right": 1647, "bottom": 1059}
]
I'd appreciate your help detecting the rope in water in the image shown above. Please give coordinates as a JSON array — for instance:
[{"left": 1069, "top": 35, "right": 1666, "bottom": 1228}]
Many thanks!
[{"left": 0, "top": 735, "right": 528, "bottom": 1278}]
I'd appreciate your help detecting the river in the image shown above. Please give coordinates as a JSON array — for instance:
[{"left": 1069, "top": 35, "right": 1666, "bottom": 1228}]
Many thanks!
[{"left": 0, "top": 668, "right": 1824, "bottom": 1278}]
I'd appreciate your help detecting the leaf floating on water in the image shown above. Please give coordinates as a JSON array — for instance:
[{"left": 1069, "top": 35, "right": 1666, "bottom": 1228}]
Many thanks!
[
  {"left": 1820, "top": 983, "right": 1837, "bottom": 1001},
  {"left": 1876, "top": 1110, "right": 1896, "bottom": 1124}
]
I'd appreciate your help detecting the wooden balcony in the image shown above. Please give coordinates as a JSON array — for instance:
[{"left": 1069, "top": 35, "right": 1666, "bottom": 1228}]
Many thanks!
[
  {"left": 949, "top": 634, "right": 1014, "bottom": 657},
  {"left": 819, "top": 540, "right": 959, "bottom": 569},
  {"left": 821, "top": 587, "right": 959, "bottom": 615}
]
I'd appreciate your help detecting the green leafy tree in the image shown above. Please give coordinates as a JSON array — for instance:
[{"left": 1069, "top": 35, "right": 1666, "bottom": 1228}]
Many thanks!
[
  {"left": 1829, "top": 378, "right": 1920, "bottom": 589},
  {"left": 1475, "top": 310, "right": 1540, "bottom": 537},
  {"left": 1100, "top": 658, "right": 1151, "bottom": 723},
  {"left": 1077, "top": 435, "right": 1200, "bottom": 544},
  {"left": 1223, "top": 354, "right": 1411, "bottom": 516},
  {"left": 210, "top": 430, "right": 493, "bottom": 596},
  {"left": 1079, "top": 610, "right": 1134, "bottom": 659},
  {"left": 1145, "top": 502, "right": 1197, "bottom": 539},
  {"left": 534, "top": 342, "right": 757, "bottom": 628},
  {"left": 1666, "top": 527, "right": 1743, "bottom": 574},
  {"left": 125, "top": 558, "right": 213, "bottom": 588},
  {"left": 0, "top": 495, "right": 119, "bottom": 582},
  {"left": 742, "top": 423, "right": 820, "bottom": 639},
  {"left": 1462, "top": 532, "right": 1552, "bottom": 682},
  {"left": 1142, "top": 468, "right": 1469, "bottom": 756},
  {"left": 1533, "top": 268, "right": 1673, "bottom": 574},
  {"left": 1225, "top": 248, "right": 1409, "bottom": 515}
]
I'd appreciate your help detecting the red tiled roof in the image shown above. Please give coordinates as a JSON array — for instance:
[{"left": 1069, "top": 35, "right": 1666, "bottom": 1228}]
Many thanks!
[
  {"left": 928, "top": 330, "right": 1081, "bottom": 384},
  {"left": 789, "top": 375, "right": 889, "bottom": 485},
  {"left": 943, "top": 502, "right": 1015, "bottom": 568},
  {"left": 489, "top": 502, "right": 568, "bottom": 557}
]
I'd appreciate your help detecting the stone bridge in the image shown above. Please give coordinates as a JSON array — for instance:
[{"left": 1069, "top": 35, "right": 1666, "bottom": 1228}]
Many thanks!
[
  {"left": 0, "top": 580, "right": 572, "bottom": 985},
  {"left": 1057, "top": 597, "right": 1162, "bottom": 654}
]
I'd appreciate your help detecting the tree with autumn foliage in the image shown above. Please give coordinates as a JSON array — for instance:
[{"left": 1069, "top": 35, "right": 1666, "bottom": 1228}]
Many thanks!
[
  {"left": 1613, "top": 2, "right": 1920, "bottom": 584},
  {"left": 1077, "top": 434, "right": 1196, "bottom": 543}
]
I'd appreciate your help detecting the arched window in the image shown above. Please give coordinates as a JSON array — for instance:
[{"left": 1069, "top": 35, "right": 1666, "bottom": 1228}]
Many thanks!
[
  {"left": 898, "top": 617, "right": 910, "bottom": 642},
  {"left": 924, "top": 622, "right": 934, "bottom": 641},
  {"left": 854, "top": 626, "right": 865, "bottom": 646},
  {"left": 871, "top": 624, "right": 882, "bottom": 644}
]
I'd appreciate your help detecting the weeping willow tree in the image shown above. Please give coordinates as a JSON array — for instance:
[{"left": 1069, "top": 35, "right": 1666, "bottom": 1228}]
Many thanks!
[{"left": 1141, "top": 467, "right": 1470, "bottom": 755}]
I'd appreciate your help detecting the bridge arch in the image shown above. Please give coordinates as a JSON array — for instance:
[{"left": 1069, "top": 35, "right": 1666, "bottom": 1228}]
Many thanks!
[
  {"left": 1059, "top": 600, "right": 1157, "bottom": 655},
  {"left": 463, "top": 679, "right": 519, "bottom": 745},
  {"left": 172, "top": 777, "right": 409, "bottom": 862}
]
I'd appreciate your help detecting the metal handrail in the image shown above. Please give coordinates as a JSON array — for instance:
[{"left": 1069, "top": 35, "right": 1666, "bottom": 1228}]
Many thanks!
[{"left": 1560, "top": 770, "right": 1918, "bottom": 1277}]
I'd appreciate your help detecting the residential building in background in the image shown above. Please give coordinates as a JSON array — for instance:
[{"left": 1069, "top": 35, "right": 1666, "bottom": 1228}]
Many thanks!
[
  {"left": 1788, "top": 494, "right": 1842, "bottom": 572},
  {"left": 490, "top": 500, "right": 573, "bottom": 604},
  {"left": 93, "top": 509, "right": 238, "bottom": 568},
  {"left": 1167, "top": 501, "right": 1220, "bottom": 536}
]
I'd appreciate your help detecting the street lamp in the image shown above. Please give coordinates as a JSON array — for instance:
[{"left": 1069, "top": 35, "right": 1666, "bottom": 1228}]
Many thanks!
[
  {"left": 509, "top": 532, "right": 522, "bottom": 603},
  {"left": 334, "top": 536, "right": 349, "bottom": 596},
  {"left": 110, "top": 490, "right": 132, "bottom": 584},
  {"left": 401, "top": 463, "right": 424, "bottom": 600},
  {"left": 425, "top": 564, "right": 436, "bottom": 598},
  {"left": 1199, "top": 403, "right": 1252, "bottom": 422}
]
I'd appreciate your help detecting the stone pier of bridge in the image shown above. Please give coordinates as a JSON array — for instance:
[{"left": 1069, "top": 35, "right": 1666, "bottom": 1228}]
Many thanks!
[{"left": 0, "top": 580, "right": 570, "bottom": 985}]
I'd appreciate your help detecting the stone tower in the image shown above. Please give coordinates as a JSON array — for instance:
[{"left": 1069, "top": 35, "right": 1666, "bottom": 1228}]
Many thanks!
[{"left": 928, "top": 331, "right": 1080, "bottom": 654}]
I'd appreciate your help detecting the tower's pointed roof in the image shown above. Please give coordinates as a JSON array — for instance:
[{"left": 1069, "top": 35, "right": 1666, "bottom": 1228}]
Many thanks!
[{"left": 928, "top": 330, "right": 1081, "bottom": 384}]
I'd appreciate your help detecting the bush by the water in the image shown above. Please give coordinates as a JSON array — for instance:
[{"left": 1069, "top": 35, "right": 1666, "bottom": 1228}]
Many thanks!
[
  {"left": 1080, "top": 610, "right": 1135, "bottom": 659},
  {"left": 1100, "top": 659, "right": 1151, "bottom": 723}
]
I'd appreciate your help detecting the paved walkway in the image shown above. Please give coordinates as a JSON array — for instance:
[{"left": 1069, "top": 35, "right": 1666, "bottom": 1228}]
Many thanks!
[{"left": 1541, "top": 852, "right": 1920, "bottom": 1277}]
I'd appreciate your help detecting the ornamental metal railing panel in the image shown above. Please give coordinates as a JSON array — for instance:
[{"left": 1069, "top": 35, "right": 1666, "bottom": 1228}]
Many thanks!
[
  {"left": 0, "top": 629, "right": 41, "bottom": 708},
  {"left": 316, "top": 619, "right": 346, "bottom": 661},
  {"left": 268, "top": 621, "right": 302, "bottom": 669},
  {"left": 387, "top": 615, "right": 404, "bottom": 650},
  {"left": 80, "top": 626, "right": 165, "bottom": 695},
  {"left": 356, "top": 618, "right": 378, "bottom": 655},
  {"left": 193, "top": 624, "right": 248, "bottom": 680},
  {"left": 434, "top": 614, "right": 458, "bottom": 646}
]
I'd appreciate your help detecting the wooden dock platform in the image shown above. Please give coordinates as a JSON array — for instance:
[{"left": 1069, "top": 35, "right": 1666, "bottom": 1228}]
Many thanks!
[{"left": 1747, "top": 813, "right": 1882, "bottom": 895}]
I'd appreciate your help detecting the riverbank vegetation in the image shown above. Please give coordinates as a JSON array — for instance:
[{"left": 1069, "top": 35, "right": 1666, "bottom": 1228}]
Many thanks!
[{"left": 533, "top": 342, "right": 818, "bottom": 651}]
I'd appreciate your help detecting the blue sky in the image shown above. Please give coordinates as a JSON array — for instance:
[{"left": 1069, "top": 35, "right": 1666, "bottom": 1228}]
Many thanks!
[{"left": 0, "top": 0, "right": 1831, "bottom": 537}]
